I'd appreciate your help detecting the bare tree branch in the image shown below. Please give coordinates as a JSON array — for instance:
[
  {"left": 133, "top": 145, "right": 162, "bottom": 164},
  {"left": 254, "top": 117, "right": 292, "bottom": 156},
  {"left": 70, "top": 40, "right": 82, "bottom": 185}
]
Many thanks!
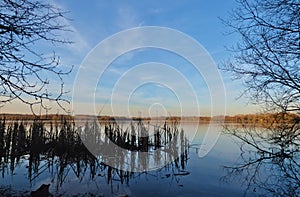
[
  {"left": 221, "top": 0, "right": 300, "bottom": 113},
  {"left": 0, "top": 0, "right": 73, "bottom": 114}
]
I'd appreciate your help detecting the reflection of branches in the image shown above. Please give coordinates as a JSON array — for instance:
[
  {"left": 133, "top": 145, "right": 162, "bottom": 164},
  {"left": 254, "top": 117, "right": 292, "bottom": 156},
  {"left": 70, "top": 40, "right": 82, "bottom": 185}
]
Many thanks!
[
  {"left": 223, "top": 113, "right": 300, "bottom": 196},
  {"left": 0, "top": 117, "right": 190, "bottom": 195}
]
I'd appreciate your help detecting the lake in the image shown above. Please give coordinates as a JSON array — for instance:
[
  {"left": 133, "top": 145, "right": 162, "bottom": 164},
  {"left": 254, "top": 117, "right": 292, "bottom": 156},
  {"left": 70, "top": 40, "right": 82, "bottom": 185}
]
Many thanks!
[{"left": 0, "top": 119, "right": 298, "bottom": 196}]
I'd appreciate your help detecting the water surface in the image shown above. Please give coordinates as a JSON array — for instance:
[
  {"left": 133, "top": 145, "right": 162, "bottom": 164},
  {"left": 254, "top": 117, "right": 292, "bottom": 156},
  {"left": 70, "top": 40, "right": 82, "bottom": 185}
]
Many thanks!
[{"left": 1, "top": 120, "right": 296, "bottom": 196}]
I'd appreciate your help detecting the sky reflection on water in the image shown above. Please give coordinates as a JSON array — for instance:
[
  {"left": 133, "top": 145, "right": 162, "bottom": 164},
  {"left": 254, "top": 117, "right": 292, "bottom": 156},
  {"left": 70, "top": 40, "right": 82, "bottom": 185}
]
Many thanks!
[{"left": 0, "top": 120, "right": 280, "bottom": 196}]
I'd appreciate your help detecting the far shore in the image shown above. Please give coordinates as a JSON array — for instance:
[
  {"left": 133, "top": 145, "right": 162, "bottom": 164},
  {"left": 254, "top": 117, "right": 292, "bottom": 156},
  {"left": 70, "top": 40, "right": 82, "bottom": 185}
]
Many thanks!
[{"left": 0, "top": 112, "right": 299, "bottom": 125}]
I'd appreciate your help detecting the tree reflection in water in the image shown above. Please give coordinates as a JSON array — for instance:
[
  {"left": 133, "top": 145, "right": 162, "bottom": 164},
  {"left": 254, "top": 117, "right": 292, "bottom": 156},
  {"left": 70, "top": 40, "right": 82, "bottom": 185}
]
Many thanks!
[
  {"left": 0, "top": 116, "right": 189, "bottom": 196},
  {"left": 223, "top": 113, "right": 300, "bottom": 196}
]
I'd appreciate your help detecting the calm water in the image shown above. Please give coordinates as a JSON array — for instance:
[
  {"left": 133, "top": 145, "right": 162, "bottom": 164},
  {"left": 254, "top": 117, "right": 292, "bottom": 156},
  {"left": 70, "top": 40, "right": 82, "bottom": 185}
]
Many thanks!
[{"left": 0, "top": 120, "right": 298, "bottom": 196}]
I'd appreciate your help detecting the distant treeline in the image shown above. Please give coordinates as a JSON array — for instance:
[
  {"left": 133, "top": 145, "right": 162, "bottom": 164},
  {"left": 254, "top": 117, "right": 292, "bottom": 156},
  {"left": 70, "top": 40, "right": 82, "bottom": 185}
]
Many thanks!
[
  {"left": 0, "top": 113, "right": 299, "bottom": 124},
  {"left": 224, "top": 113, "right": 300, "bottom": 125}
]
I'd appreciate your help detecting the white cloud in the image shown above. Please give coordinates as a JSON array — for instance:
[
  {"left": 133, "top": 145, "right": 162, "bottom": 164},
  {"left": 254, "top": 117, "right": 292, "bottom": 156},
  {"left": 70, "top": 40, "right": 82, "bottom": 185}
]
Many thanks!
[
  {"left": 51, "top": 0, "right": 90, "bottom": 54},
  {"left": 116, "top": 4, "right": 143, "bottom": 30}
]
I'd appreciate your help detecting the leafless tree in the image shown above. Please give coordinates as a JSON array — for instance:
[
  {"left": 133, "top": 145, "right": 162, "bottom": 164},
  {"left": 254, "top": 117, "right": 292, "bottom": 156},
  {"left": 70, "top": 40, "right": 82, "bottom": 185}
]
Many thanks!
[
  {"left": 222, "top": 0, "right": 300, "bottom": 195},
  {"left": 0, "top": 0, "right": 72, "bottom": 113},
  {"left": 222, "top": 0, "right": 300, "bottom": 113}
]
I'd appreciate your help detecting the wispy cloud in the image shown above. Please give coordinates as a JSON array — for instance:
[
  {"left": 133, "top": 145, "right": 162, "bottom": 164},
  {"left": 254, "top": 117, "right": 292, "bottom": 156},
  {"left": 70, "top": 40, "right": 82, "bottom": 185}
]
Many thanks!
[
  {"left": 116, "top": 4, "right": 143, "bottom": 30},
  {"left": 51, "top": 0, "right": 90, "bottom": 53},
  {"left": 66, "top": 25, "right": 90, "bottom": 53}
]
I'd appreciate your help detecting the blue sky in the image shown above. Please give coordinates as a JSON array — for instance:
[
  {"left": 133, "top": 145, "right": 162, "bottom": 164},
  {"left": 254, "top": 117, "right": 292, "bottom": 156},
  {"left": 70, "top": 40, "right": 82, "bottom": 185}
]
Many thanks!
[{"left": 2, "top": 0, "right": 258, "bottom": 116}]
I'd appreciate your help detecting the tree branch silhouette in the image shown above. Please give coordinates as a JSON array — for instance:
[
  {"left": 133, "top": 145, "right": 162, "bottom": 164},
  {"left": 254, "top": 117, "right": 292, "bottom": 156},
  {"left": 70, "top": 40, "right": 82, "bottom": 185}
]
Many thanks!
[
  {"left": 0, "top": 0, "right": 73, "bottom": 113},
  {"left": 221, "top": 1, "right": 300, "bottom": 194},
  {"left": 221, "top": 0, "right": 300, "bottom": 113}
]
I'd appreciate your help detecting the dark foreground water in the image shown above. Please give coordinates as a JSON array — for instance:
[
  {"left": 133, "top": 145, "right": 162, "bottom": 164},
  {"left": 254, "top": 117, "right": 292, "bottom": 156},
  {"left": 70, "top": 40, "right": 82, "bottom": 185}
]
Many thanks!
[{"left": 0, "top": 119, "right": 299, "bottom": 196}]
